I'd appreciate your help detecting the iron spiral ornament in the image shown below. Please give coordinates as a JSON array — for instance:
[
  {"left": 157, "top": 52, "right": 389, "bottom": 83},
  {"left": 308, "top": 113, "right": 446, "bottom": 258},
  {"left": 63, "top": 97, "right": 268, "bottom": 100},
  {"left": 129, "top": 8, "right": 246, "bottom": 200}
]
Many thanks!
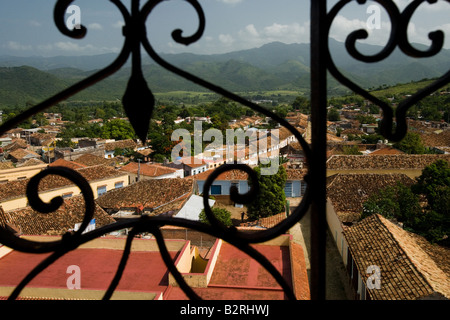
[{"left": 0, "top": 0, "right": 448, "bottom": 300}]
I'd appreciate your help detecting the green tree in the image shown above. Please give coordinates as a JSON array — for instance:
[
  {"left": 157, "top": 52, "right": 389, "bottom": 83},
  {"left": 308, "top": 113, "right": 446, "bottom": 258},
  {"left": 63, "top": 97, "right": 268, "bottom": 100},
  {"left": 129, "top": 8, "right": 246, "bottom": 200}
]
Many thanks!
[
  {"left": 394, "top": 132, "right": 426, "bottom": 154},
  {"left": 362, "top": 183, "right": 423, "bottom": 236},
  {"left": 327, "top": 108, "right": 340, "bottom": 121},
  {"left": 356, "top": 114, "right": 377, "bottom": 125},
  {"left": 100, "top": 119, "right": 136, "bottom": 140},
  {"left": 56, "top": 137, "right": 75, "bottom": 148},
  {"left": 362, "top": 160, "right": 450, "bottom": 245},
  {"left": 412, "top": 159, "right": 450, "bottom": 213},
  {"left": 178, "top": 105, "right": 192, "bottom": 119},
  {"left": 292, "top": 96, "right": 310, "bottom": 114},
  {"left": 199, "top": 207, "right": 233, "bottom": 227},
  {"left": 342, "top": 145, "right": 362, "bottom": 155},
  {"left": 34, "top": 113, "right": 49, "bottom": 127},
  {"left": 246, "top": 164, "right": 287, "bottom": 220},
  {"left": 94, "top": 108, "right": 106, "bottom": 120}
]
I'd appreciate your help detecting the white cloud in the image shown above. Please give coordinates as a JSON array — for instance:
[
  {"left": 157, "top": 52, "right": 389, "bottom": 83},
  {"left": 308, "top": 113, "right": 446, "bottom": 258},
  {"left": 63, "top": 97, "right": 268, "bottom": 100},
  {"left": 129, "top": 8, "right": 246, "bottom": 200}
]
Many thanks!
[
  {"left": 112, "top": 21, "right": 125, "bottom": 29},
  {"left": 217, "top": 0, "right": 243, "bottom": 4},
  {"left": 243, "top": 24, "right": 259, "bottom": 38},
  {"left": 51, "top": 41, "right": 119, "bottom": 54},
  {"left": 5, "top": 41, "right": 32, "bottom": 51},
  {"left": 263, "top": 22, "right": 308, "bottom": 41},
  {"left": 329, "top": 15, "right": 391, "bottom": 46},
  {"left": 88, "top": 23, "right": 103, "bottom": 30},
  {"left": 54, "top": 41, "right": 88, "bottom": 52},
  {"left": 237, "top": 22, "right": 309, "bottom": 48},
  {"left": 29, "top": 20, "right": 42, "bottom": 27},
  {"left": 406, "top": 22, "right": 450, "bottom": 49},
  {"left": 218, "top": 34, "right": 235, "bottom": 46},
  {"left": 36, "top": 44, "right": 54, "bottom": 52}
]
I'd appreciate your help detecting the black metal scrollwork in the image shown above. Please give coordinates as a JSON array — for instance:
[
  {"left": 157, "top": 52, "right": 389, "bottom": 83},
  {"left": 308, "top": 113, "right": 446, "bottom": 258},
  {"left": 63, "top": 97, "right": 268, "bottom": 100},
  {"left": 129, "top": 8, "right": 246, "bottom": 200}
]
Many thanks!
[
  {"left": 327, "top": 0, "right": 450, "bottom": 141},
  {"left": 1, "top": 0, "right": 447, "bottom": 301},
  {"left": 0, "top": 0, "right": 312, "bottom": 301}
]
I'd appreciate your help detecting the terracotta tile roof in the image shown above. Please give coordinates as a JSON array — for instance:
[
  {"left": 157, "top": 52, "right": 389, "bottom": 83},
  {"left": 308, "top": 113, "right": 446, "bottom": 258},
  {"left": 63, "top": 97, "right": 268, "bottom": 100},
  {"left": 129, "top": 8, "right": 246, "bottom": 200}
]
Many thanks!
[
  {"left": 285, "top": 168, "right": 307, "bottom": 180},
  {"left": 326, "top": 154, "right": 450, "bottom": 170},
  {"left": 5, "top": 128, "right": 23, "bottom": 134},
  {"left": 278, "top": 126, "right": 295, "bottom": 141},
  {"left": 0, "top": 195, "right": 115, "bottom": 236},
  {"left": 369, "top": 147, "right": 405, "bottom": 155},
  {"left": 259, "top": 212, "right": 287, "bottom": 228},
  {"left": 238, "top": 212, "right": 287, "bottom": 229},
  {"left": 195, "top": 169, "right": 250, "bottom": 181},
  {"left": 179, "top": 157, "right": 207, "bottom": 168},
  {"left": 120, "top": 162, "right": 180, "bottom": 177},
  {"left": 151, "top": 194, "right": 191, "bottom": 216},
  {"left": 72, "top": 154, "right": 117, "bottom": 167},
  {"left": 15, "top": 158, "right": 46, "bottom": 167},
  {"left": 0, "top": 162, "right": 14, "bottom": 170},
  {"left": 3, "top": 139, "right": 28, "bottom": 152},
  {"left": 343, "top": 214, "right": 450, "bottom": 300},
  {"left": 327, "top": 132, "right": 345, "bottom": 142},
  {"left": 282, "top": 163, "right": 308, "bottom": 180},
  {"left": 8, "top": 149, "right": 40, "bottom": 161},
  {"left": 136, "top": 148, "right": 153, "bottom": 157},
  {"left": 96, "top": 178, "right": 193, "bottom": 212},
  {"left": 341, "top": 128, "right": 366, "bottom": 135},
  {"left": 291, "top": 242, "right": 311, "bottom": 300},
  {"left": 419, "top": 130, "right": 450, "bottom": 147},
  {"left": 104, "top": 139, "right": 137, "bottom": 151},
  {"left": 30, "top": 132, "right": 57, "bottom": 141},
  {"left": 0, "top": 165, "right": 128, "bottom": 202},
  {"left": 326, "top": 173, "right": 416, "bottom": 223},
  {"left": 49, "top": 158, "right": 87, "bottom": 170},
  {"left": 195, "top": 165, "right": 306, "bottom": 182}
]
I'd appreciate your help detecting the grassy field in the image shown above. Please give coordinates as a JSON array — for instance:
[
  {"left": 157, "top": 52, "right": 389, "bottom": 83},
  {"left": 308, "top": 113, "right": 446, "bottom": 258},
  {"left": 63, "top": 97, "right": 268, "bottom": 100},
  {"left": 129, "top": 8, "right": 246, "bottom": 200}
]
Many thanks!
[
  {"left": 369, "top": 79, "right": 437, "bottom": 97},
  {"left": 153, "top": 90, "right": 304, "bottom": 106}
]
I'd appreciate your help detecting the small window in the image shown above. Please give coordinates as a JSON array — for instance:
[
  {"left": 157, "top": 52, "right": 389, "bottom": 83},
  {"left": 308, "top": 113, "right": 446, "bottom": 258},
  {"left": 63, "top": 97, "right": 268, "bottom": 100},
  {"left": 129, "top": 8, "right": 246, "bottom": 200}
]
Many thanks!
[
  {"left": 210, "top": 185, "right": 222, "bottom": 195},
  {"left": 62, "top": 192, "right": 73, "bottom": 199},
  {"left": 284, "top": 182, "right": 293, "bottom": 197},
  {"left": 115, "top": 181, "right": 124, "bottom": 189},
  {"left": 300, "top": 181, "right": 307, "bottom": 196},
  {"left": 97, "top": 185, "right": 107, "bottom": 197}
]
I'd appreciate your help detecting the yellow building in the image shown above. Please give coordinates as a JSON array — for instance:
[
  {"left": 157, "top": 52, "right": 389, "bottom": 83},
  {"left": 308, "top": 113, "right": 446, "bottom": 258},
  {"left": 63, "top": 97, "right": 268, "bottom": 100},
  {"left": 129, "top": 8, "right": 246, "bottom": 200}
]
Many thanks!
[
  {"left": 0, "top": 162, "right": 48, "bottom": 184},
  {"left": 0, "top": 165, "right": 129, "bottom": 212}
]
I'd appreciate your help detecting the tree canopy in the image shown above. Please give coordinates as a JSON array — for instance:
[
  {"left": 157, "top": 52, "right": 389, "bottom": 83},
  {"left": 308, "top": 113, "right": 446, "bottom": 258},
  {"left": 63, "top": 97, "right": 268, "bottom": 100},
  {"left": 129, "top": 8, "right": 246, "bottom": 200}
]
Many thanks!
[
  {"left": 394, "top": 132, "right": 426, "bottom": 154},
  {"left": 246, "top": 164, "right": 287, "bottom": 220},
  {"left": 362, "top": 160, "right": 450, "bottom": 245},
  {"left": 100, "top": 119, "right": 136, "bottom": 141},
  {"left": 199, "top": 207, "right": 233, "bottom": 227}
]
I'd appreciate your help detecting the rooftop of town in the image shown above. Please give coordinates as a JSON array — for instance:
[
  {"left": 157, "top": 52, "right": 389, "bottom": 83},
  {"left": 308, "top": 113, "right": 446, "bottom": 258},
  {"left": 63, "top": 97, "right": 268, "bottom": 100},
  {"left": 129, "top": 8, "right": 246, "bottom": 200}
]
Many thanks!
[{"left": 344, "top": 214, "right": 450, "bottom": 300}]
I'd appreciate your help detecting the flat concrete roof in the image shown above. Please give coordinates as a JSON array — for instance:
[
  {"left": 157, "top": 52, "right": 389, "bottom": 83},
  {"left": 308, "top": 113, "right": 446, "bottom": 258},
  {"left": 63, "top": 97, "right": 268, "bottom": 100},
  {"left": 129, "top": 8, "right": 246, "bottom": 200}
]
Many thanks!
[
  {"left": 0, "top": 235, "right": 310, "bottom": 300},
  {"left": 165, "top": 241, "right": 310, "bottom": 300},
  {"left": 0, "top": 237, "right": 186, "bottom": 300}
]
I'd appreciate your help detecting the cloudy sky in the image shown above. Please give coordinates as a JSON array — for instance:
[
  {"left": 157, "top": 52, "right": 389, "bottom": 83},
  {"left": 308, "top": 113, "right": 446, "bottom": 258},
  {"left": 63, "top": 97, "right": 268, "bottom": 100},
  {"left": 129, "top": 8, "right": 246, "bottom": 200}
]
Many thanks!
[{"left": 0, "top": 0, "right": 449, "bottom": 57}]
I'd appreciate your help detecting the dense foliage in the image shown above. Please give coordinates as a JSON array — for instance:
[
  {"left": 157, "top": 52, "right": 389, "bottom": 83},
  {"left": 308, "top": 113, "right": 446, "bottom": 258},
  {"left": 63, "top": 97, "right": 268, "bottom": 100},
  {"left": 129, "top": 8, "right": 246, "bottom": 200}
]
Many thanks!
[
  {"left": 362, "top": 160, "right": 450, "bottom": 246},
  {"left": 199, "top": 207, "right": 233, "bottom": 227},
  {"left": 246, "top": 164, "right": 287, "bottom": 220}
]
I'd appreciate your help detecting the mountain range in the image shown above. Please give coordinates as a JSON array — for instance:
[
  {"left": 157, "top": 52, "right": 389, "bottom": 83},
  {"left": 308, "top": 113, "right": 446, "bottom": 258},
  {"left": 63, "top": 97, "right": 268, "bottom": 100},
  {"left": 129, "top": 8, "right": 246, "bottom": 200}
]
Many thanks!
[{"left": 0, "top": 39, "right": 449, "bottom": 107}]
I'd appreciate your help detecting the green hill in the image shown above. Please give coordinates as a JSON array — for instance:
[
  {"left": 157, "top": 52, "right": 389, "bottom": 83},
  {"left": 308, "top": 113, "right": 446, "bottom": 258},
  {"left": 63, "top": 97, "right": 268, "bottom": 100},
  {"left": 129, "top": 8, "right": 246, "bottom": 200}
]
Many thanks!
[
  {"left": 0, "top": 66, "right": 70, "bottom": 106},
  {"left": 1, "top": 40, "right": 449, "bottom": 107}
]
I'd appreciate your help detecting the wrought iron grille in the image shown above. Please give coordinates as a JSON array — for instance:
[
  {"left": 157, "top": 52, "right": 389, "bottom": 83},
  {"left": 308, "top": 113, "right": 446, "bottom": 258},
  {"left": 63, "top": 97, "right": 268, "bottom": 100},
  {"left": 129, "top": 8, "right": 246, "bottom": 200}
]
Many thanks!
[{"left": 0, "top": 0, "right": 448, "bottom": 301}]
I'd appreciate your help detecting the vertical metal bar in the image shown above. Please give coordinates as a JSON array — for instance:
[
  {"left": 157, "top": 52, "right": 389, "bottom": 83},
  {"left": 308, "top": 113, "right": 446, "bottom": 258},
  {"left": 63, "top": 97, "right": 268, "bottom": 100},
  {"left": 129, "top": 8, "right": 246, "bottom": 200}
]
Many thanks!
[{"left": 310, "top": 0, "right": 327, "bottom": 300}]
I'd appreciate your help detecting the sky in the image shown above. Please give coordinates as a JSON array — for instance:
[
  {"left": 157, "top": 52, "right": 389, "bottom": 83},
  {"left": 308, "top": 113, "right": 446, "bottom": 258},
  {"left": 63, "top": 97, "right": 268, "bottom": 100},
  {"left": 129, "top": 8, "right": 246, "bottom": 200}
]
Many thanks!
[{"left": 0, "top": 0, "right": 449, "bottom": 57}]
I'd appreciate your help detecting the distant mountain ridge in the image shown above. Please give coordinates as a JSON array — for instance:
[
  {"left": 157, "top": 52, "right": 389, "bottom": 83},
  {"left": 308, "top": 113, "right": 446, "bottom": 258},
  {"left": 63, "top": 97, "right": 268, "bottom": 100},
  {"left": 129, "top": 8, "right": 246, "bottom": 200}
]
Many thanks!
[{"left": 0, "top": 39, "right": 449, "bottom": 106}]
